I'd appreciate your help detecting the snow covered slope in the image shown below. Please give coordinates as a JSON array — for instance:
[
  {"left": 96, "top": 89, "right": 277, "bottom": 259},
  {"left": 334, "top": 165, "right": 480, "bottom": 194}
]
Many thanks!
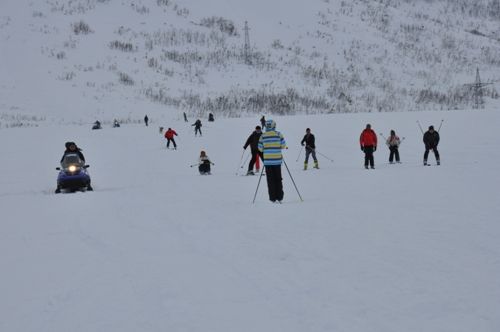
[
  {"left": 2, "top": 0, "right": 500, "bottom": 125},
  {"left": 1, "top": 108, "right": 499, "bottom": 331}
]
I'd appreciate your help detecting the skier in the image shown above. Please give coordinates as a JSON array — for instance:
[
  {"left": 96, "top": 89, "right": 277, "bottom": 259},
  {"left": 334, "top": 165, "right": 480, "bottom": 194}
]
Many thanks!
[
  {"left": 192, "top": 119, "right": 202, "bottom": 136},
  {"left": 301, "top": 128, "right": 319, "bottom": 170},
  {"left": 260, "top": 115, "right": 266, "bottom": 128},
  {"left": 61, "top": 141, "right": 85, "bottom": 163},
  {"left": 208, "top": 113, "right": 215, "bottom": 122},
  {"left": 243, "top": 126, "right": 263, "bottom": 175},
  {"left": 423, "top": 125, "right": 440, "bottom": 166},
  {"left": 360, "top": 124, "right": 377, "bottom": 169},
  {"left": 164, "top": 127, "right": 178, "bottom": 149},
  {"left": 386, "top": 130, "right": 401, "bottom": 164},
  {"left": 113, "top": 119, "right": 120, "bottom": 128},
  {"left": 258, "top": 119, "right": 287, "bottom": 203},
  {"left": 144, "top": 115, "right": 149, "bottom": 126},
  {"left": 198, "top": 150, "right": 213, "bottom": 175}
]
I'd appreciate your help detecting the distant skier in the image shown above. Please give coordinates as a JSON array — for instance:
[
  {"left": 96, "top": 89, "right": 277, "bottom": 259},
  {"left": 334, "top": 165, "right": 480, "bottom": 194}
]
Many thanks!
[
  {"left": 243, "top": 126, "right": 263, "bottom": 175},
  {"left": 360, "top": 124, "right": 377, "bottom": 169},
  {"left": 183, "top": 112, "right": 188, "bottom": 122},
  {"left": 260, "top": 115, "right": 266, "bottom": 128},
  {"left": 208, "top": 113, "right": 215, "bottom": 122},
  {"left": 144, "top": 115, "right": 149, "bottom": 126},
  {"left": 301, "top": 128, "right": 319, "bottom": 170},
  {"left": 192, "top": 119, "right": 202, "bottom": 136},
  {"left": 386, "top": 130, "right": 401, "bottom": 164},
  {"left": 258, "top": 119, "right": 287, "bottom": 203},
  {"left": 164, "top": 127, "right": 178, "bottom": 149},
  {"left": 423, "top": 125, "right": 440, "bottom": 166},
  {"left": 60, "top": 141, "right": 85, "bottom": 163},
  {"left": 198, "top": 150, "right": 213, "bottom": 175},
  {"left": 113, "top": 119, "right": 120, "bottom": 128}
]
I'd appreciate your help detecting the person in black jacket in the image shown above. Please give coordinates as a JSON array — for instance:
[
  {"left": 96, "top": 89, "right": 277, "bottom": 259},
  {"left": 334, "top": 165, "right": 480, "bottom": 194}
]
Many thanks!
[
  {"left": 192, "top": 119, "right": 202, "bottom": 136},
  {"left": 60, "top": 141, "right": 85, "bottom": 163},
  {"left": 423, "top": 125, "right": 440, "bottom": 165},
  {"left": 301, "top": 128, "right": 319, "bottom": 170},
  {"left": 243, "top": 126, "right": 263, "bottom": 175}
]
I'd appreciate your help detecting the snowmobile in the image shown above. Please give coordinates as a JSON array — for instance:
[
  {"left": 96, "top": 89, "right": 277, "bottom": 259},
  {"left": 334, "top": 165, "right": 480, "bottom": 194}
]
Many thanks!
[{"left": 55, "top": 153, "right": 93, "bottom": 193}]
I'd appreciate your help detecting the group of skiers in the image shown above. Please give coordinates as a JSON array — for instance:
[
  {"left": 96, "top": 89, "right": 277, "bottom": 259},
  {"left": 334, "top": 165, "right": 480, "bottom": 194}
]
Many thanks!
[{"left": 65, "top": 114, "right": 441, "bottom": 202}]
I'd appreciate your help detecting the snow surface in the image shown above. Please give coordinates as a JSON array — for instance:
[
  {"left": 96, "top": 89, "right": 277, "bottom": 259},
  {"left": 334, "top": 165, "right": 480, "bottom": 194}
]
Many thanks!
[{"left": 1, "top": 109, "right": 500, "bottom": 332}]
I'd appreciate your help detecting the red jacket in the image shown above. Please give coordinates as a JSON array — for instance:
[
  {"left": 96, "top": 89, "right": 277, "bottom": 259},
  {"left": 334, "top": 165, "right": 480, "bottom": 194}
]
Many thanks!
[
  {"left": 360, "top": 129, "right": 377, "bottom": 147},
  {"left": 165, "top": 129, "right": 177, "bottom": 139}
]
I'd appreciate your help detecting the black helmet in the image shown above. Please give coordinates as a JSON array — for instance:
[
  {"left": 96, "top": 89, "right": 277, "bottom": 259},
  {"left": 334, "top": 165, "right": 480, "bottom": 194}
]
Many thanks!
[{"left": 65, "top": 141, "right": 76, "bottom": 149}]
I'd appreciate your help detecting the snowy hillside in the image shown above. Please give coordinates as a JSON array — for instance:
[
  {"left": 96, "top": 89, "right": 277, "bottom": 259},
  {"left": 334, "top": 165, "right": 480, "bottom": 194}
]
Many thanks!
[
  {"left": 1, "top": 108, "right": 499, "bottom": 331},
  {"left": 2, "top": 0, "right": 500, "bottom": 126}
]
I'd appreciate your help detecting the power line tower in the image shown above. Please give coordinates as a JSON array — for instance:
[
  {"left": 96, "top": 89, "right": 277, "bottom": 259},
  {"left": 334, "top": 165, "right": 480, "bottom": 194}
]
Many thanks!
[
  {"left": 244, "top": 21, "right": 251, "bottom": 65},
  {"left": 464, "top": 68, "right": 493, "bottom": 109}
]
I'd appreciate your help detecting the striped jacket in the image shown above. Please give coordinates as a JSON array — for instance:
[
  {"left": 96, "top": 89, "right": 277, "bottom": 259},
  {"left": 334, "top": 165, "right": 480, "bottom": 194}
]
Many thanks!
[{"left": 258, "top": 129, "right": 287, "bottom": 166}]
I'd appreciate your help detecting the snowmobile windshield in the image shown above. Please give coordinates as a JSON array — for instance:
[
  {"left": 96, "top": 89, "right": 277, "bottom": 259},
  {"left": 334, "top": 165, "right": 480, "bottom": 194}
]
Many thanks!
[{"left": 61, "top": 153, "right": 84, "bottom": 168}]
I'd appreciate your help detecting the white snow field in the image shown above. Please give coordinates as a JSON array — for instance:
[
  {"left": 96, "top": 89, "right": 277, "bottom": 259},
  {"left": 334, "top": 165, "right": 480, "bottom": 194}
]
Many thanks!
[{"left": 1, "top": 109, "right": 499, "bottom": 332}]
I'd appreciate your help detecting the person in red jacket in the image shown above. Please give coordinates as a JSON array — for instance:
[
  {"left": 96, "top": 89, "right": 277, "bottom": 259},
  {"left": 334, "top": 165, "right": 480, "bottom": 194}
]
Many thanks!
[
  {"left": 164, "top": 127, "right": 178, "bottom": 149},
  {"left": 359, "top": 124, "right": 377, "bottom": 169}
]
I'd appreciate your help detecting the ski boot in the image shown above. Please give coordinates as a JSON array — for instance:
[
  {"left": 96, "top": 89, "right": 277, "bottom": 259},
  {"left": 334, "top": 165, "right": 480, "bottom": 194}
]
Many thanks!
[
  {"left": 313, "top": 161, "right": 319, "bottom": 169},
  {"left": 423, "top": 159, "right": 428, "bottom": 166},
  {"left": 246, "top": 170, "right": 255, "bottom": 176},
  {"left": 436, "top": 160, "right": 440, "bottom": 166},
  {"left": 303, "top": 162, "right": 308, "bottom": 170}
]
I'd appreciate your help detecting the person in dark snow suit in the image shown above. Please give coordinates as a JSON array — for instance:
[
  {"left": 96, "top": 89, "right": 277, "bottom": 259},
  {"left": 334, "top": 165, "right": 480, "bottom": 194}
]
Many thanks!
[
  {"left": 60, "top": 142, "right": 85, "bottom": 163},
  {"left": 386, "top": 130, "right": 401, "bottom": 164},
  {"left": 144, "top": 115, "right": 149, "bottom": 126},
  {"left": 258, "top": 119, "right": 287, "bottom": 203},
  {"left": 243, "top": 126, "right": 263, "bottom": 175},
  {"left": 360, "top": 124, "right": 378, "bottom": 169},
  {"left": 192, "top": 119, "right": 202, "bottom": 136},
  {"left": 423, "top": 125, "right": 440, "bottom": 165},
  {"left": 301, "top": 128, "right": 319, "bottom": 170},
  {"left": 198, "top": 150, "right": 212, "bottom": 175}
]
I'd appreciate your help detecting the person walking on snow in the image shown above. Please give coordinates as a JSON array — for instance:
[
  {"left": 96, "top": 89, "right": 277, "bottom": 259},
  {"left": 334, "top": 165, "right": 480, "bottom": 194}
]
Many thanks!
[
  {"left": 144, "top": 115, "right": 149, "bottom": 126},
  {"left": 192, "top": 119, "right": 202, "bottom": 136},
  {"left": 258, "top": 119, "right": 287, "bottom": 203},
  {"left": 260, "top": 115, "right": 266, "bottom": 129},
  {"left": 164, "top": 127, "right": 178, "bottom": 149},
  {"left": 386, "top": 130, "right": 401, "bottom": 164},
  {"left": 243, "top": 126, "right": 263, "bottom": 175},
  {"left": 423, "top": 125, "right": 440, "bottom": 166},
  {"left": 360, "top": 124, "right": 377, "bottom": 169},
  {"left": 301, "top": 128, "right": 319, "bottom": 170}
]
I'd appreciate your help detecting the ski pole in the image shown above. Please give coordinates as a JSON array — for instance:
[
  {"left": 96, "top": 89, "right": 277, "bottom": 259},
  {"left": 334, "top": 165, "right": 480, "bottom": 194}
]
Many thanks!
[
  {"left": 252, "top": 168, "right": 265, "bottom": 204},
  {"left": 189, "top": 163, "right": 199, "bottom": 167},
  {"left": 416, "top": 120, "right": 424, "bottom": 134},
  {"left": 283, "top": 159, "right": 303, "bottom": 202},
  {"left": 235, "top": 150, "right": 245, "bottom": 175},
  {"left": 241, "top": 153, "right": 250, "bottom": 169},
  {"left": 437, "top": 119, "right": 444, "bottom": 132},
  {"left": 295, "top": 146, "right": 304, "bottom": 162},
  {"left": 315, "top": 150, "right": 334, "bottom": 162}
]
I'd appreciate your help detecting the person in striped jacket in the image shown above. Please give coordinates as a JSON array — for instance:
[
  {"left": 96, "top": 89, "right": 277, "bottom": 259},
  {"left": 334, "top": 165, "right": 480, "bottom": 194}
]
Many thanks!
[{"left": 258, "top": 119, "right": 287, "bottom": 203}]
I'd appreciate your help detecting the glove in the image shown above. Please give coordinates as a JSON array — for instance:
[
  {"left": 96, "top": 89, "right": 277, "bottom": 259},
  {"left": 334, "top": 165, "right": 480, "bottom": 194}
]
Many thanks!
[
  {"left": 360, "top": 146, "right": 364, "bottom": 151},
  {"left": 301, "top": 143, "right": 305, "bottom": 146},
  {"left": 374, "top": 146, "right": 377, "bottom": 152}
]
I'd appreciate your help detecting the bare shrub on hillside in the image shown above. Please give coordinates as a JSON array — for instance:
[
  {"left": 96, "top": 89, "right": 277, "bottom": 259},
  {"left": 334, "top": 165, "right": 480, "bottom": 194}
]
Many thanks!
[
  {"left": 118, "top": 72, "right": 134, "bottom": 85},
  {"left": 132, "top": 4, "right": 149, "bottom": 14},
  {"left": 199, "top": 17, "right": 238, "bottom": 36},
  {"left": 144, "top": 87, "right": 331, "bottom": 117},
  {"left": 157, "top": 0, "right": 170, "bottom": 7},
  {"left": 72, "top": 20, "right": 92, "bottom": 35},
  {"left": 109, "top": 40, "right": 136, "bottom": 52}
]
